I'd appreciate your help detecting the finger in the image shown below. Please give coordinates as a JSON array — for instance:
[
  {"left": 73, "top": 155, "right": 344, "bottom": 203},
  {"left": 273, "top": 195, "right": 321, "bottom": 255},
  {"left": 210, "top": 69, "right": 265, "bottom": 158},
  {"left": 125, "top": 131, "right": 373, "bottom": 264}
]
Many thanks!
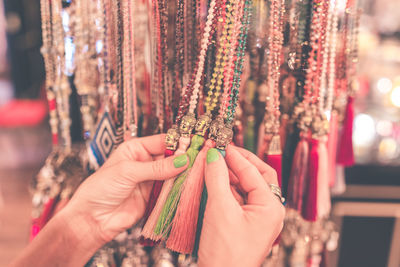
[
  {"left": 105, "top": 153, "right": 189, "bottom": 184},
  {"left": 228, "top": 169, "right": 240, "bottom": 185},
  {"left": 104, "top": 134, "right": 167, "bottom": 167},
  {"left": 204, "top": 148, "right": 236, "bottom": 204},
  {"left": 230, "top": 185, "right": 245, "bottom": 205},
  {"left": 225, "top": 147, "right": 271, "bottom": 205},
  {"left": 227, "top": 145, "right": 278, "bottom": 185}
]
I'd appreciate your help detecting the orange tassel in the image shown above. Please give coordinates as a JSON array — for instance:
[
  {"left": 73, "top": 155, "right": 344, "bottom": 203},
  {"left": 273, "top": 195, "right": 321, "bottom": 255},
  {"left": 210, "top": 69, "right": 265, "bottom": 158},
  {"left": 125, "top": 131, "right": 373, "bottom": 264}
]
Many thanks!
[
  {"left": 166, "top": 140, "right": 213, "bottom": 254},
  {"left": 279, "top": 114, "right": 289, "bottom": 151},
  {"left": 327, "top": 111, "right": 339, "bottom": 187}
]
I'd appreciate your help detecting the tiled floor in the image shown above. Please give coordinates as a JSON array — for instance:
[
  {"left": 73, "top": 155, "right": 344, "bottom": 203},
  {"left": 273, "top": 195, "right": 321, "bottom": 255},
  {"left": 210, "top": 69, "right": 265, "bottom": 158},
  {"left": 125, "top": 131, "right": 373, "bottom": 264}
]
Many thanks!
[{"left": 0, "top": 123, "right": 51, "bottom": 266}]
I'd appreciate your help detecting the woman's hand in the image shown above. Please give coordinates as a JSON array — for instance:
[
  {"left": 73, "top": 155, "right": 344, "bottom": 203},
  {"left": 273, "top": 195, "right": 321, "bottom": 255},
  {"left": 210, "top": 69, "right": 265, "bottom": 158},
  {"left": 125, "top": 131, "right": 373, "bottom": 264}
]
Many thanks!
[
  {"left": 65, "top": 134, "right": 189, "bottom": 243},
  {"left": 10, "top": 135, "right": 188, "bottom": 267},
  {"left": 198, "top": 145, "right": 285, "bottom": 267}
]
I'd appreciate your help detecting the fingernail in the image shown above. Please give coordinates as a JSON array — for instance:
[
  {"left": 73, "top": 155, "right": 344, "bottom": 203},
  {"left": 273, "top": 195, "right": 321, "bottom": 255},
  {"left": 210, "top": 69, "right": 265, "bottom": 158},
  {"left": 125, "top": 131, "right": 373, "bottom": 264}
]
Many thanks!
[
  {"left": 174, "top": 154, "right": 188, "bottom": 168},
  {"left": 207, "top": 148, "right": 220, "bottom": 164}
]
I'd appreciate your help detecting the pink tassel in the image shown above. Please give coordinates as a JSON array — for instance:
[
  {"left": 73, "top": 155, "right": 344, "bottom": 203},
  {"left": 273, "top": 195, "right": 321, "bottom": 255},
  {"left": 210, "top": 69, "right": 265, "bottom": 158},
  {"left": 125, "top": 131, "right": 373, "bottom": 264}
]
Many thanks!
[
  {"left": 302, "top": 138, "right": 318, "bottom": 222},
  {"left": 141, "top": 137, "right": 191, "bottom": 241},
  {"left": 327, "top": 111, "right": 339, "bottom": 187},
  {"left": 30, "top": 219, "right": 40, "bottom": 241},
  {"left": 317, "top": 137, "right": 331, "bottom": 218},
  {"left": 286, "top": 135, "right": 309, "bottom": 212},
  {"left": 40, "top": 197, "right": 57, "bottom": 227},
  {"left": 141, "top": 149, "right": 174, "bottom": 246},
  {"left": 166, "top": 140, "right": 213, "bottom": 254},
  {"left": 30, "top": 197, "right": 57, "bottom": 240},
  {"left": 337, "top": 96, "right": 355, "bottom": 166}
]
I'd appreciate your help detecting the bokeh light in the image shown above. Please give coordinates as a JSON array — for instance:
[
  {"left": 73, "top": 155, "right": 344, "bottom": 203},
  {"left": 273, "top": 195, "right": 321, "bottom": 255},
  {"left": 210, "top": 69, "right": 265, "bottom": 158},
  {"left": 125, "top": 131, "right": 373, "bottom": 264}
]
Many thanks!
[
  {"left": 376, "top": 120, "right": 393, "bottom": 137},
  {"left": 390, "top": 86, "right": 400, "bottom": 107},
  {"left": 376, "top": 77, "right": 392, "bottom": 94},
  {"left": 353, "top": 113, "right": 376, "bottom": 146}
]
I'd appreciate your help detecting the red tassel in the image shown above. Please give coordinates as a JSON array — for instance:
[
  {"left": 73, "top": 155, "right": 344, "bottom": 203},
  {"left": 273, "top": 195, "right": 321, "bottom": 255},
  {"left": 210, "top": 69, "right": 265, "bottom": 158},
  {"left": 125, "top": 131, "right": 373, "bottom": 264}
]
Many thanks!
[
  {"left": 166, "top": 140, "right": 213, "bottom": 254},
  {"left": 302, "top": 138, "right": 319, "bottom": 222},
  {"left": 140, "top": 149, "right": 174, "bottom": 246},
  {"left": 265, "top": 154, "right": 282, "bottom": 187},
  {"left": 337, "top": 96, "right": 355, "bottom": 166},
  {"left": 286, "top": 135, "right": 309, "bottom": 212},
  {"left": 264, "top": 135, "right": 282, "bottom": 188},
  {"left": 327, "top": 111, "right": 339, "bottom": 187}
]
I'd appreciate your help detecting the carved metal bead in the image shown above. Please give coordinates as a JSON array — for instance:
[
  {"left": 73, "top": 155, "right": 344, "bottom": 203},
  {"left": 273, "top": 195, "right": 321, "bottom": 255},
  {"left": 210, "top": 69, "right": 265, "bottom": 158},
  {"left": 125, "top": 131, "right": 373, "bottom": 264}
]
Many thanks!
[
  {"left": 165, "top": 125, "right": 180, "bottom": 150},
  {"left": 195, "top": 114, "right": 212, "bottom": 136},
  {"left": 216, "top": 125, "right": 234, "bottom": 150},
  {"left": 179, "top": 114, "right": 197, "bottom": 137}
]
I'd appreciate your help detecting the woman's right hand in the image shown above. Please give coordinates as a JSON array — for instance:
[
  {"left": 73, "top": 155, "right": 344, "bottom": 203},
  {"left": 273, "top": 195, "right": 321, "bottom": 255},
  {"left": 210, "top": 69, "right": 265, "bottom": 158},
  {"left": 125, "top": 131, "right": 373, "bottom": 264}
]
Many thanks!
[{"left": 198, "top": 145, "right": 285, "bottom": 267}]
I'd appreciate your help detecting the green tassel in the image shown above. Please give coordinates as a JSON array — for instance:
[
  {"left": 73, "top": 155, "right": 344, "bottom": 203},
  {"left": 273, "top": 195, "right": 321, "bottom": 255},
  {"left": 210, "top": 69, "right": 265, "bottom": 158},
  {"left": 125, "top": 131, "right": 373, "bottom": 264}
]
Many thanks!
[
  {"left": 154, "top": 135, "right": 205, "bottom": 237},
  {"left": 192, "top": 186, "right": 207, "bottom": 258}
]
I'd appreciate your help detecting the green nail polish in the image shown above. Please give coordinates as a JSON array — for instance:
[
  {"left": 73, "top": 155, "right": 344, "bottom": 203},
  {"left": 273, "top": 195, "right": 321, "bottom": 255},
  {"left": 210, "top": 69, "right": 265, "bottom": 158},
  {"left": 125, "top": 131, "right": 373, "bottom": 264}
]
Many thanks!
[
  {"left": 174, "top": 154, "right": 188, "bottom": 168},
  {"left": 207, "top": 148, "right": 220, "bottom": 164}
]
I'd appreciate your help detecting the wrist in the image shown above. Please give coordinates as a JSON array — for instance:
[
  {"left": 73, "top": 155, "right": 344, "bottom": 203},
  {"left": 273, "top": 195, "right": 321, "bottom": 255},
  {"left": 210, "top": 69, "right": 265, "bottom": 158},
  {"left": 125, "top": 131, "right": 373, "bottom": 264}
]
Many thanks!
[{"left": 56, "top": 205, "right": 106, "bottom": 257}]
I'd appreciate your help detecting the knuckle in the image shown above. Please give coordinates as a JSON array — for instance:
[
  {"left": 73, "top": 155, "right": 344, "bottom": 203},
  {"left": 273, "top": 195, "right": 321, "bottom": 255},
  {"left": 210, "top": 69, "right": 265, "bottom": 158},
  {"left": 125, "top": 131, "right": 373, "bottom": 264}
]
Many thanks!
[
  {"left": 117, "top": 161, "right": 133, "bottom": 177},
  {"left": 268, "top": 168, "right": 278, "bottom": 181},
  {"left": 151, "top": 160, "right": 166, "bottom": 178},
  {"left": 241, "top": 164, "right": 258, "bottom": 176}
]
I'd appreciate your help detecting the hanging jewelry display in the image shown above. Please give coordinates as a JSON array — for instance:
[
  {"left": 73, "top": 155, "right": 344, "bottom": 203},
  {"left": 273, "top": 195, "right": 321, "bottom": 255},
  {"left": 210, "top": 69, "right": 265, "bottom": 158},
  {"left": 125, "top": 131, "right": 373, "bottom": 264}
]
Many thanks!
[{"left": 36, "top": 0, "right": 361, "bottom": 265}]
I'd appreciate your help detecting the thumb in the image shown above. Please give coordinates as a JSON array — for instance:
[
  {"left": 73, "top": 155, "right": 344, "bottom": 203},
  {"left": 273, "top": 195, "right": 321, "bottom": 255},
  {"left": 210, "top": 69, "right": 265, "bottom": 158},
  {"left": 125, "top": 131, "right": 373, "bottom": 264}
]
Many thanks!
[
  {"left": 109, "top": 154, "right": 189, "bottom": 184},
  {"left": 205, "top": 148, "right": 235, "bottom": 203}
]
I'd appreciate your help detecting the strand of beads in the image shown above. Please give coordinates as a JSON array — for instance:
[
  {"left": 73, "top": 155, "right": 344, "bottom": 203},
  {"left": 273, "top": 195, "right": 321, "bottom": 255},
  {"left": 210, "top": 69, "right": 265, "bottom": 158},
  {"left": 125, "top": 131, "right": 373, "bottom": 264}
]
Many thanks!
[
  {"left": 224, "top": 0, "right": 252, "bottom": 127},
  {"left": 204, "top": 0, "right": 235, "bottom": 116},
  {"left": 52, "top": 0, "right": 71, "bottom": 151},
  {"left": 40, "top": 0, "right": 58, "bottom": 146},
  {"left": 188, "top": 0, "right": 217, "bottom": 115},
  {"left": 219, "top": 0, "right": 244, "bottom": 118}
]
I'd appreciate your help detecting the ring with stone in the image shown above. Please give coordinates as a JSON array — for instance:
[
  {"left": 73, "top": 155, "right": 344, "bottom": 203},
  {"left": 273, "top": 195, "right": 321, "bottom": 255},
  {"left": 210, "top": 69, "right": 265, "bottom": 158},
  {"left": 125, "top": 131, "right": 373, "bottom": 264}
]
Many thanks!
[{"left": 269, "top": 183, "right": 285, "bottom": 204}]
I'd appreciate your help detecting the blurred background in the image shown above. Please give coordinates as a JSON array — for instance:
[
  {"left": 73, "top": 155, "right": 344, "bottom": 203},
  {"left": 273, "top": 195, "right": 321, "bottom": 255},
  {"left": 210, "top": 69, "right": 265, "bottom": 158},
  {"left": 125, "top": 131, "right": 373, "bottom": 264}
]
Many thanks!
[{"left": 0, "top": 0, "right": 399, "bottom": 266}]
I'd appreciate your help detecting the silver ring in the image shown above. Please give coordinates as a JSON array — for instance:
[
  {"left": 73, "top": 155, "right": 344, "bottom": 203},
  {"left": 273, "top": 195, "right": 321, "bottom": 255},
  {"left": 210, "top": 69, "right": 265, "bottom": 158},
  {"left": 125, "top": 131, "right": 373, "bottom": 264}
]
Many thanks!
[{"left": 269, "top": 183, "right": 285, "bottom": 204}]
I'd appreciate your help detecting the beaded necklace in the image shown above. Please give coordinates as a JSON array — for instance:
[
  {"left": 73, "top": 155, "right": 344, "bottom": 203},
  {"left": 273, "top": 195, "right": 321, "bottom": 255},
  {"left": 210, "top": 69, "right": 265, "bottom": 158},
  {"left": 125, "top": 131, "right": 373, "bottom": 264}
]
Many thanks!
[
  {"left": 214, "top": 0, "right": 252, "bottom": 151},
  {"left": 204, "top": 0, "right": 236, "bottom": 116},
  {"left": 52, "top": 0, "right": 72, "bottom": 151},
  {"left": 74, "top": 0, "right": 98, "bottom": 140},
  {"left": 187, "top": 0, "right": 217, "bottom": 116},
  {"left": 225, "top": 0, "right": 252, "bottom": 125},
  {"left": 220, "top": 0, "right": 244, "bottom": 117},
  {"left": 175, "top": 0, "right": 185, "bottom": 93},
  {"left": 264, "top": 0, "right": 285, "bottom": 138},
  {"left": 40, "top": 0, "right": 59, "bottom": 146},
  {"left": 122, "top": 0, "right": 138, "bottom": 139}
]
